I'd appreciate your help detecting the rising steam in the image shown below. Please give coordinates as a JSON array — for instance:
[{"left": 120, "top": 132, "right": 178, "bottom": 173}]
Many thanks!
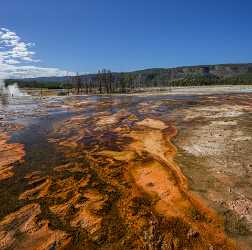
[{"left": 0, "top": 79, "right": 28, "bottom": 97}]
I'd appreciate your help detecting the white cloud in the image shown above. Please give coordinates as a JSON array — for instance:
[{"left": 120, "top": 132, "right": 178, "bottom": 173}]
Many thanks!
[
  {"left": 0, "top": 27, "right": 73, "bottom": 79},
  {"left": 0, "top": 28, "right": 37, "bottom": 63},
  {"left": 0, "top": 64, "right": 72, "bottom": 79}
]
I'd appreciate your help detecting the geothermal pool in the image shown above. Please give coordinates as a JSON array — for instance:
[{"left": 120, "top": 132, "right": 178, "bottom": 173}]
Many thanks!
[{"left": 0, "top": 91, "right": 252, "bottom": 249}]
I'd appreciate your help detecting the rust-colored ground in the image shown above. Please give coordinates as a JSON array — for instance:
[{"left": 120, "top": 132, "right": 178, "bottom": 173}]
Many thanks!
[
  {"left": 0, "top": 93, "right": 251, "bottom": 249},
  {"left": 0, "top": 133, "right": 24, "bottom": 181}
]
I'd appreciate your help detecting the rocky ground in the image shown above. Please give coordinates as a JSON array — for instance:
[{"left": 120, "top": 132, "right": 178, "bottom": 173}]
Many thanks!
[
  {"left": 0, "top": 91, "right": 251, "bottom": 249},
  {"left": 173, "top": 94, "right": 252, "bottom": 250}
]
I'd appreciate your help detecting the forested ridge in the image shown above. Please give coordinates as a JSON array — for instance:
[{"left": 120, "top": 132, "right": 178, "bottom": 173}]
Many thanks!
[{"left": 5, "top": 63, "right": 252, "bottom": 94}]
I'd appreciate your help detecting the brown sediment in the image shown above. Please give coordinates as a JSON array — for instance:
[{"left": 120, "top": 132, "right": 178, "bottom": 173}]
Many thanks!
[
  {"left": 19, "top": 176, "right": 51, "bottom": 201},
  {"left": 0, "top": 203, "right": 70, "bottom": 250},
  {"left": 126, "top": 118, "right": 238, "bottom": 249},
  {"left": 70, "top": 189, "right": 107, "bottom": 237},
  {"left": 129, "top": 123, "right": 187, "bottom": 188},
  {"left": 49, "top": 116, "right": 86, "bottom": 149},
  {"left": 95, "top": 150, "right": 136, "bottom": 162},
  {"left": 48, "top": 110, "right": 240, "bottom": 249},
  {"left": 0, "top": 133, "right": 25, "bottom": 181},
  {"left": 1, "top": 94, "right": 249, "bottom": 249},
  {"left": 136, "top": 118, "right": 168, "bottom": 129},
  {"left": 96, "top": 109, "right": 129, "bottom": 126}
]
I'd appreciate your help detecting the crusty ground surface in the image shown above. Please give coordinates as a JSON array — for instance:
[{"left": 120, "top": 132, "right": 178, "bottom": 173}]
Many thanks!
[{"left": 0, "top": 93, "right": 251, "bottom": 249}]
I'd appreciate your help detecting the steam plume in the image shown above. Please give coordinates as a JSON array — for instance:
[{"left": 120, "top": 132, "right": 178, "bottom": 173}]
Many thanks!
[{"left": 0, "top": 79, "right": 28, "bottom": 97}]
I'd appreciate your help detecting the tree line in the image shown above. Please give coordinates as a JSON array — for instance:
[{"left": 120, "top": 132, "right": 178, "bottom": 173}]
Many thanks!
[
  {"left": 5, "top": 69, "right": 252, "bottom": 94},
  {"left": 70, "top": 69, "right": 138, "bottom": 94}
]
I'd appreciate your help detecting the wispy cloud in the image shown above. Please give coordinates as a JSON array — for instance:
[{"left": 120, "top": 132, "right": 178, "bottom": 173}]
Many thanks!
[{"left": 0, "top": 27, "right": 73, "bottom": 79}]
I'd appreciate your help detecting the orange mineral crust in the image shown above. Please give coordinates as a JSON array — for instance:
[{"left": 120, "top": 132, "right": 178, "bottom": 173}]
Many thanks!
[
  {"left": 1, "top": 93, "right": 251, "bottom": 249},
  {"left": 0, "top": 133, "right": 25, "bottom": 181}
]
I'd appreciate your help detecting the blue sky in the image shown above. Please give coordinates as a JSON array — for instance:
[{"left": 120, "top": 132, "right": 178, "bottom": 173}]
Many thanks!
[{"left": 1, "top": 0, "right": 252, "bottom": 78}]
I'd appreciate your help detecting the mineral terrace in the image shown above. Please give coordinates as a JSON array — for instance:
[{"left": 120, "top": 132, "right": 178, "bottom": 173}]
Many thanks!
[{"left": 0, "top": 91, "right": 251, "bottom": 250}]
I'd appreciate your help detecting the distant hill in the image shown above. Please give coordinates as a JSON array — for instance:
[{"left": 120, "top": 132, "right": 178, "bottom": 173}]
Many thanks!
[{"left": 5, "top": 63, "right": 252, "bottom": 92}]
